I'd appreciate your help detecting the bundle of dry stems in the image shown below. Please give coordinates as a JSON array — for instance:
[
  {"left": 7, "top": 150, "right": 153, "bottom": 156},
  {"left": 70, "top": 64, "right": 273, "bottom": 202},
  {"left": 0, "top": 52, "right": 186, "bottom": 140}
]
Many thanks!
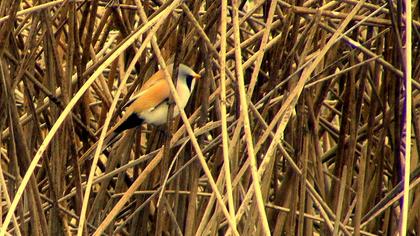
[{"left": 0, "top": 0, "right": 419, "bottom": 235}]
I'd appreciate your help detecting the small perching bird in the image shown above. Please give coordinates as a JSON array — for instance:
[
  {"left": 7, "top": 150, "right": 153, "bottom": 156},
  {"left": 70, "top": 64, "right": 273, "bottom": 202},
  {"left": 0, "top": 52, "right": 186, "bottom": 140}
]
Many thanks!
[
  {"left": 112, "top": 63, "right": 201, "bottom": 133},
  {"left": 79, "top": 63, "right": 201, "bottom": 162}
]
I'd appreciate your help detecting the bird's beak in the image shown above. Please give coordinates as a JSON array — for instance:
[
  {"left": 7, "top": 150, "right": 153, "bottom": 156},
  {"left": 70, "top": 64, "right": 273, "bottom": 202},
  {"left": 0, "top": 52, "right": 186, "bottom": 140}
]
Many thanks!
[{"left": 193, "top": 73, "right": 201, "bottom": 79}]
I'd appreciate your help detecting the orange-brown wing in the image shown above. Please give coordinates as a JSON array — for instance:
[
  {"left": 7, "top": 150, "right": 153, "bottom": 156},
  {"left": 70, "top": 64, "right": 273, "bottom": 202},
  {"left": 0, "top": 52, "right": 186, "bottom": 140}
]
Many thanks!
[
  {"left": 139, "top": 65, "right": 174, "bottom": 92},
  {"left": 122, "top": 69, "right": 166, "bottom": 109},
  {"left": 139, "top": 69, "right": 166, "bottom": 91},
  {"left": 110, "top": 78, "right": 170, "bottom": 134},
  {"left": 129, "top": 78, "right": 170, "bottom": 113},
  {"left": 123, "top": 65, "right": 175, "bottom": 109}
]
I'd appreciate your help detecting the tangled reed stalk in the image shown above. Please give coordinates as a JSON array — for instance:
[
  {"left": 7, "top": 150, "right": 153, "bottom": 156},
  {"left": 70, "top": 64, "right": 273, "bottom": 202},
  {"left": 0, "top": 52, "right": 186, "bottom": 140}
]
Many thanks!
[{"left": 0, "top": 0, "right": 419, "bottom": 235}]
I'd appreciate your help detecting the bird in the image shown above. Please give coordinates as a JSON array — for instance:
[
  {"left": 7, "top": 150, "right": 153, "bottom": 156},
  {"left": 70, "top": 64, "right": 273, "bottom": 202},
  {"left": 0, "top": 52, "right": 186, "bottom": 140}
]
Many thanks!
[
  {"left": 112, "top": 63, "right": 201, "bottom": 134},
  {"left": 78, "top": 63, "right": 200, "bottom": 163}
]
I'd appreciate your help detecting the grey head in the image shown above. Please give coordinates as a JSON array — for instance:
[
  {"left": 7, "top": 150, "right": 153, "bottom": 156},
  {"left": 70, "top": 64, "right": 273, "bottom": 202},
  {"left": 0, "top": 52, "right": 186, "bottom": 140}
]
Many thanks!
[{"left": 176, "top": 64, "right": 201, "bottom": 91}]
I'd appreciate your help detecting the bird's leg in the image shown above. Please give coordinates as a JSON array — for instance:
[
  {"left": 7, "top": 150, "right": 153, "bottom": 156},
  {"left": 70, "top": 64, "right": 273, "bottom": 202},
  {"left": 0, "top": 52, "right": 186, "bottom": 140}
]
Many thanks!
[{"left": 166, "top": 99, "right": 176, "bottom": 108}]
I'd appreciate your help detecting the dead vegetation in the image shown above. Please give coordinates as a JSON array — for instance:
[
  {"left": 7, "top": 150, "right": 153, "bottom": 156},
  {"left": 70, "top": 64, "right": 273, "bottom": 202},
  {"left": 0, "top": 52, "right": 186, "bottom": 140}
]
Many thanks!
[{"left": 0, "top": 0, "right": 419, "bottom": 235}]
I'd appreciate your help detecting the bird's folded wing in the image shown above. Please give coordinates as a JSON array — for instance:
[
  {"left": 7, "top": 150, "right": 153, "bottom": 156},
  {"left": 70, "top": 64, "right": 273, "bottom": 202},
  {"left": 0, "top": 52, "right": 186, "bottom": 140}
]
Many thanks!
[
  {"left": 110, "top": 78, "right": 170, "bottom": 134},
  {"left": 122, "top": 69, "right": 166, "bottom": 109},
  {"left": 128, "top": 78, "right": 170, "bottom": 113},
  {"left": 140, "top": 69, "right": 166, "bottom": 91}
]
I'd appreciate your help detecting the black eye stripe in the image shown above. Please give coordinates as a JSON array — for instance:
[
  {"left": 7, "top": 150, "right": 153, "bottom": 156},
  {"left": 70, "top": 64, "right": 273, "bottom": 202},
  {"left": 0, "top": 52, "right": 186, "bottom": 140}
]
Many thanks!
[{"left": 186, "top": 75, "right": 194, "bottom": 91}]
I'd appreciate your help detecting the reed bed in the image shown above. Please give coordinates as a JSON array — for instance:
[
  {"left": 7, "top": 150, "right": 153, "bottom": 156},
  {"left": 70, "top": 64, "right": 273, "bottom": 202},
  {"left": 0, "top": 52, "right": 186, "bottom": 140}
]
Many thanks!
[{"left": 0, "top": 0, "right": 419, "bottom": 235}]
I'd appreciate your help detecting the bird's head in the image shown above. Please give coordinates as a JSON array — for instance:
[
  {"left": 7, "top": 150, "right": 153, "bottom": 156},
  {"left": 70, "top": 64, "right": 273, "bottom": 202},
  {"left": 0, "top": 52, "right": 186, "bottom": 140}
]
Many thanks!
[{"left": 178, "top": 64, "right": 201, "bottom": 91}]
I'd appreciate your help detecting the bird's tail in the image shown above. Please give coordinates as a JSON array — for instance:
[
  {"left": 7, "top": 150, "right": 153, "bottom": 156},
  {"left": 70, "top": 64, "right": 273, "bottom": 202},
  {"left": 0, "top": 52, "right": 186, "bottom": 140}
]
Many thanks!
[
  {"left": 78, "top": 131, "right": 121, "bottom": 164},
  {"left": 78, "top": 111, "right": 142, "bottom": 163}
]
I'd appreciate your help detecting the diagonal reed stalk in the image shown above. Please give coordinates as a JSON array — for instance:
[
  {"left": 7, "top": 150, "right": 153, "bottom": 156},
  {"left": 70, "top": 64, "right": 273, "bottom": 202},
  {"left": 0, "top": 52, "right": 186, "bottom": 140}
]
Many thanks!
[{"left": 0, "top": 0, "right": 418, "bottom": 235}]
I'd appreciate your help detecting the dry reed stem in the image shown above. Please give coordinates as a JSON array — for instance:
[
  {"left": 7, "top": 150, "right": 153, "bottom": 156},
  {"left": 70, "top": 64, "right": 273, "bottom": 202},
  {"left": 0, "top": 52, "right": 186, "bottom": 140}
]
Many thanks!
[
  {"left": 231, "top": 0, "right": 270, "bottom": 234},
  {"left": 219, "top": 0, "right": 237, "bottom": 229},
  {"left": 76, "top": 11, "right": 164, "bottom": 235},
  {"left": 333, "top": 165, "right": 347, "bottom": 235},
  {"left": 0, "top": 3, "right": 174, "bottom": 233},
  {"left": 92, "top": 2, "right": 239, "bottom": 235},
  {"left": 1, "top": 0, "right": 418, "bottom": 235},
  {"left": 401, "top": 0, "right": 413, "bottom": 233},
  {"left": 0, "top": 163, "right": 21, "bottom": 236}
]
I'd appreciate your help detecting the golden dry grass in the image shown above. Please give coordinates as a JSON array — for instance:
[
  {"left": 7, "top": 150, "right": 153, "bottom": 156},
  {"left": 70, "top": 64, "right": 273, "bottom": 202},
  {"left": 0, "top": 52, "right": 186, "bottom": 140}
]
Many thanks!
[{"left": 0, "top": 0, "right": 419, "bottom": 235}]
